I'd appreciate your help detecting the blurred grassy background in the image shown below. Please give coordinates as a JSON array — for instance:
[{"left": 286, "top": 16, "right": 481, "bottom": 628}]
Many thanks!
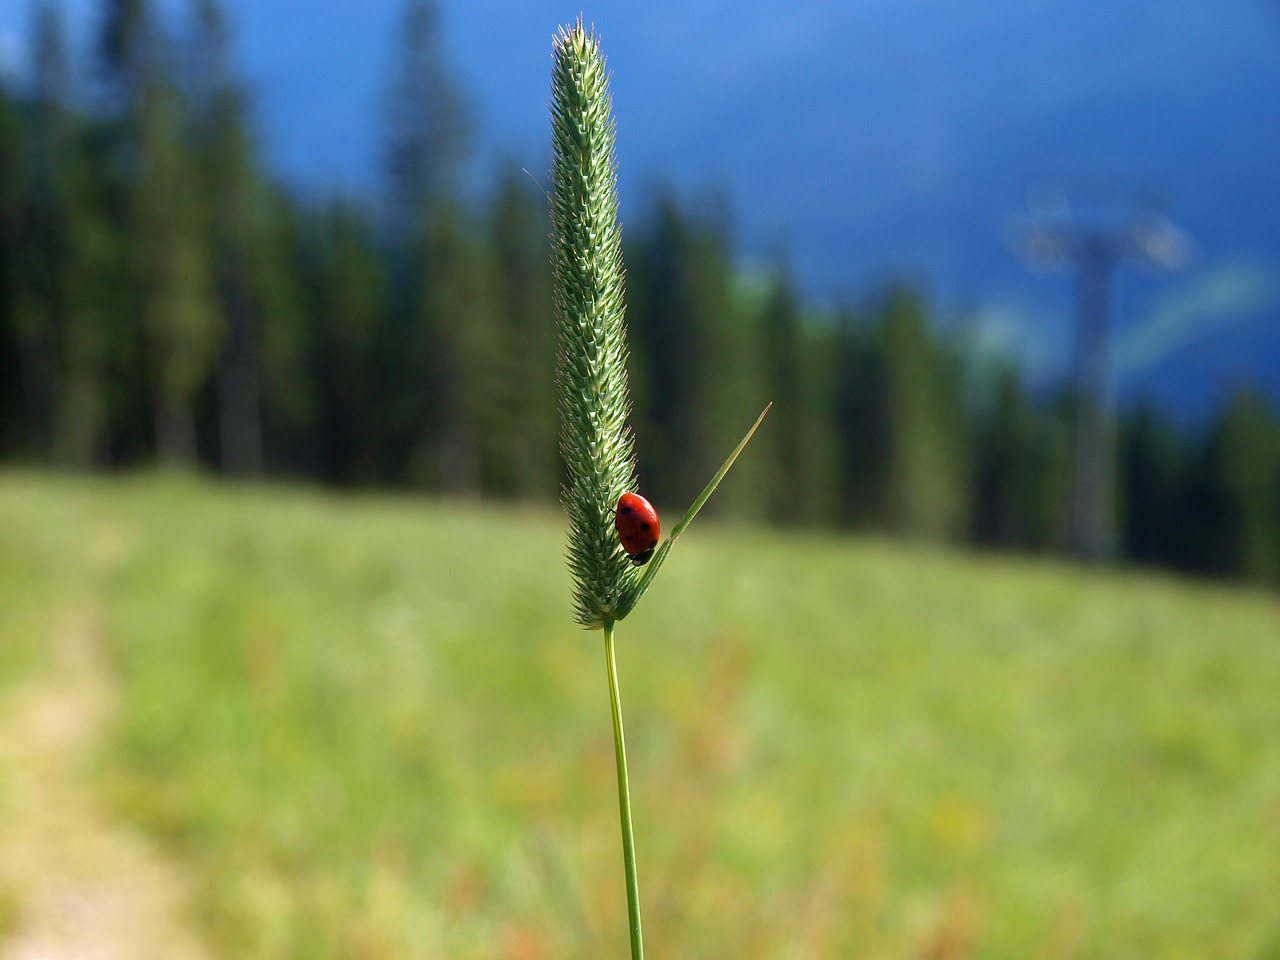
[{"left": 1, "top": 470, "right": 1279, "bottom": 959}]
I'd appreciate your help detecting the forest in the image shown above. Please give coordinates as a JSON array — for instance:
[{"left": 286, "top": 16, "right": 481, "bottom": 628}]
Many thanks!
[{"left": 1, "top": 0, "right": 1278, "bottom": 586}]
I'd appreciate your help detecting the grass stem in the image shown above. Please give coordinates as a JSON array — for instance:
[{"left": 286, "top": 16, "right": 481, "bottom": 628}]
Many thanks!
[{"left": 603, "top": 618, "right": 644, "bottom": 960}]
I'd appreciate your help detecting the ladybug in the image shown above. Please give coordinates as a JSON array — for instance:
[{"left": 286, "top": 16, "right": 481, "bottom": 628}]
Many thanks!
[{"left": 615, "top": 492, "right": 660, "bottom": 565}]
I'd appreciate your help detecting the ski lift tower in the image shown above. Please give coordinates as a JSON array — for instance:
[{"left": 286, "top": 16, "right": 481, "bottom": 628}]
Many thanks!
[{"left": 1016, "top": 181, "right": 1192, "bottom": 563}]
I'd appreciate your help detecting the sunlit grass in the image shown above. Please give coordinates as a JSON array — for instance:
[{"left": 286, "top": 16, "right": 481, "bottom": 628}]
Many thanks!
[{"left": 1, "top": 471, "right": 1278, "bottom": 958}]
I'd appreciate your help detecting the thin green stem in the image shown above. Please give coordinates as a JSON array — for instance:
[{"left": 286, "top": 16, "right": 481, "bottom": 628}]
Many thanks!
[{"left": 603, "top": 618, "right": 644, "bottom": 960}]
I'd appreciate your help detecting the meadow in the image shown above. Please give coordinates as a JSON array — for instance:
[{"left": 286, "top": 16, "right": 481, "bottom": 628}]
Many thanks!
[{"left": 1, "top": 471, "right": 1278, "bottom": 959}]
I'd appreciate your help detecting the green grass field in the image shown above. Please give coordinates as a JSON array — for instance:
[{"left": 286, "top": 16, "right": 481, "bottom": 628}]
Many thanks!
[{"left": 1, "top": 471, "right": 1278, "bottom": 959}]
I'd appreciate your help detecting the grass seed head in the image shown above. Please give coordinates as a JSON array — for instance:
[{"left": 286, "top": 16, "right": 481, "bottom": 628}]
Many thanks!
[{"left": 550, "top": 21, "right": 640, "bottom": 628}]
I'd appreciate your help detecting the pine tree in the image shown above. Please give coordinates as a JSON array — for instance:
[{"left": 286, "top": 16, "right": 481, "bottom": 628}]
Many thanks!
[
  {"left": 189, "top": 0, "right": 268, "bottom": 475},
  {"left": 970, "top": 366, "right": 1048, "bottom": 549},
  {"left": 627, "top": 195, "right": 707, "bottom": 504},
  {"left": 416, "top": 203, "right": 496, "bottom": 492},
  {"left": 0, "top": 85, "right": 27, "bottom": 454},
  {"left": 381, "top": 0, "right": 477, "bottom": 490},
  {"left": 688, "top": 198, "right": 768, "bottom": 520},
  {"left": 758, "top": 273, "right": 837, "bottom": 524},
  {"left": 760, "top": 275, "right": 805, "bottom": 523},
  {"left": 383, "top": 0, "right": 468, "bottom": 248},
  {"left": 99, "top": 0, "right": 157, "bottom": 123},
  {"left": 137, "top": 82, "right": 222, "bottom": 463},
  {"left": 1214, "top": 392, "right": 1280, "bottom": 584},
  {"left": 831, "top": 305, "right": 890, "bottom": 528},
  {"left": 28, "top": 4, "right": 115, "bottom": 468},
  {"left": 1041, "top": 391, "right": 1079, "bottom": 554},
  {"left": 99, "top": 0, "right": 222, "bottom": 464},
  {"left": 879, "top": 285, "right": 970, "bottom": 541},
  {"left": 485, "top": 169, "right": 556, "bottom": 498},
  {"left": 7, "top": 2, "right": 87, "bottom": 462},
  {"left": 247, "top": 187, "right": 307, "bottom": 475},
  {"left": 1118, "top": 404, "right": 1187, "bottom": 566},
  {"left": 301, "top": 201, "right": 385, "bottom": 485}
]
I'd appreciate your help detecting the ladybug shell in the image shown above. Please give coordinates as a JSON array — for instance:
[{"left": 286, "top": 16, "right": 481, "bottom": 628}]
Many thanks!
[{"left": 615, "top": 492, "right": 660, "bottom": 565}]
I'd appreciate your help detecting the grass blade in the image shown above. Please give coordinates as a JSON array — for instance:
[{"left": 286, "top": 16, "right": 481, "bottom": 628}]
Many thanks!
[{"left": 616, "top": 402, "right": 771, "bottom": 619}]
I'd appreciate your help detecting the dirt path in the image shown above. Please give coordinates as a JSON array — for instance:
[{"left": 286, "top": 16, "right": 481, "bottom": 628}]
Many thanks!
[{"left": 0, "top": 612, "right": 211, "bottom": 960}]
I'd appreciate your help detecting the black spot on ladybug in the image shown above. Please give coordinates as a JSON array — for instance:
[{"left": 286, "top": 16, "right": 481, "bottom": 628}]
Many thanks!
[
  {"left": 640, "top": 522, "right": 651, "bottom": 530},
  {"left": 619, "top": 505, "right": 633, "bottom": 515}
]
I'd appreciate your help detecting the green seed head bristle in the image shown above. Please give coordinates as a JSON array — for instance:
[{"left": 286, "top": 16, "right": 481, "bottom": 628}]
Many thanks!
[{"left": 551, "top": 21, "right": 640, "bottom": 628}]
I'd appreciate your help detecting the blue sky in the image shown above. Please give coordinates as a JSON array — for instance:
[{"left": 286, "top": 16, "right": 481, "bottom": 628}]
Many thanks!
[{"left": 3, "top": 0, "right": 1278, "bottom": 414}]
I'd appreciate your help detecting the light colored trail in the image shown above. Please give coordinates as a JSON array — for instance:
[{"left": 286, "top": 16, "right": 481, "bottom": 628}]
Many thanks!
[{"left": 0, "top": 613, "right": 210, "bottom": 960}]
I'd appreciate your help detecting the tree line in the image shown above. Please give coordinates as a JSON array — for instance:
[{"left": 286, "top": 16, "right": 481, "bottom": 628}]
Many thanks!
[{"left": 2, "top": 0, "right": 1278, "bottom": 586}]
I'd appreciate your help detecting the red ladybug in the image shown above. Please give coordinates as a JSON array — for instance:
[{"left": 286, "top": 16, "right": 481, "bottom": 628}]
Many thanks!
[{"left": 615, "top": 492, "right": 660, "bottom": 565}]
